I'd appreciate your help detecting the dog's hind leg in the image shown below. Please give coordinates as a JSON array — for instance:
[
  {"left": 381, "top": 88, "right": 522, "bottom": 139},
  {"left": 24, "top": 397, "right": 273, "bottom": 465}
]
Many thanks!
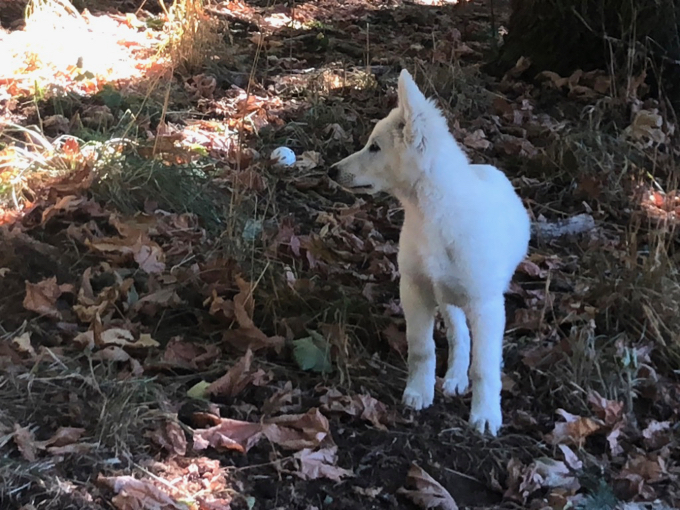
[
  {"left": 465, "top": 297, "right": 506, "bottom": 435},
  {"left": 400, "top": 274, "right": 437, "bottom": 411},
  {"left": 441, "top": 305, "right": 471, "bottom": 396}
]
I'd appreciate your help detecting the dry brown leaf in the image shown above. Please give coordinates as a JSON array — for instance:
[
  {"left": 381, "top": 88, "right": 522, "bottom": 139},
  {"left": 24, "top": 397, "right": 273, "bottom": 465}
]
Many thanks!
[
  {"left": 98, "top": 474, "right": 185, "bottom": 510},
  {"left": 517, "top": 260, "right": 547, "bottom": 278},
  {"left": 505, "top": 56, "right": 532, "bottom": 79},
  {"left": 100, "top": 328, "right": 135, "bottom": 346},
  {"left": 294, "top": 446, "right": 354, "bottom": 481},
  {"left": 86, "top": 230, "right": 165, "bottom": 274},
  {"left": 92, "top": 346, "right": 131, "bottom": 362},
  {"left": 41, "top": 427, "right": 85, "bottom": 448},
  {"left": 320, "top": 389, "right": 391, "bottom": 430},
  {"left": 624, "top": 109, "right": 666, "bottom": 147},
  {"left": 206, "top": 349, "right": 268, "bottom": 397},
  {"left": 263, "top": 408, "right": 330, "bottom": 450},
  {"left": 23, "top": 277, "right": 63, "bottom": 319},
  {"left": 397, "top": 463, "right": 458, "bottom": 510},
  {"left": 547, "top": 409, "right": 603, "bottom": 447},
  {"left": 11, "top": 332, "right": 36, "bottom": 357},
  {"left": 220, "top": 276, "right": 285, "bottom": 353},
  {"left": 607, "top": 422, "right": 624, "bottom": 456},
  {"left": 557, "top": 444, "right": 582, "bottom": 470},
  {"left": 620, "top": 453, "right": 667, "bottom": 484},
  {"left": 146, "top": 420, "right": 187, "bottom": 456},
  {"left": 13, "top": 424, "right": 37, "bottom": 462},
  {"left": 262, "top": 381, "right": 298, "bottom": 415},
  {"left": 161, "top": 337, "right": 221, "bottom": 371},
  {"left": 642, "top": 420, "right": 671, "bottom": 450},
  {"left": 294, "top": 150, "right": 323, "bottom": 170},
  {"left": 73, "top": 331, "right": 96, "bottom": 350},
  {"left": 587, "top": 390, "right": 624, "bottom": 426},
  {"left": 222, "top": 327, "right": 285, "bottom": 353},
  {"left": 504, "top": 456, "right": 580, "bottom": 503},
  {"left": 463, "top": 129, "right": 491, "bottom": 150},
  {"left": 133, "top": 288, "right": 183, "bottom": 315},
  {"left": 192, "top": 419, "right": 263, "bottom": 453},
  {"left": 497, "top": 134, "right": 539, "bottom": 158},
  {"left": 207, "top": 292, "right": 235, "bottom": 321},
  {"left": 535, "top": 70, "right": 568, "bottom": 89}
]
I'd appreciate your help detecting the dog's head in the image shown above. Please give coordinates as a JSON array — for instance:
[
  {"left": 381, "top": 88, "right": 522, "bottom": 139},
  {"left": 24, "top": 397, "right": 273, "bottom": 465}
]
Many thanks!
[{"left": 329, "top": 69, "right": 441, "bottom": 195}]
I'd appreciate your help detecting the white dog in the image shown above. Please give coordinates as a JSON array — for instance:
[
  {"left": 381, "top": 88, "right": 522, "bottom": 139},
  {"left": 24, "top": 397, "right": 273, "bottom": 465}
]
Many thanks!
[{"left": 329, "top": 69, "right": 531, "bottom": 435}]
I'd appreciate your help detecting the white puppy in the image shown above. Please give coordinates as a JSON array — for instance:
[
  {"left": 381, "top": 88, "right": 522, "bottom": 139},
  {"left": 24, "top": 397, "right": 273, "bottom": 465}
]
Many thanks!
[{"left": 329, "top": 69, "right": 531, "bottom": 435}]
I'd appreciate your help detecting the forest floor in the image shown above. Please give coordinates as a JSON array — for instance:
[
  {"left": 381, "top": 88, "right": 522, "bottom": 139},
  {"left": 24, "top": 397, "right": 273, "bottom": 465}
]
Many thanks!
[{"left": 0, "top": 0, "right": 679, "bottom": 509}]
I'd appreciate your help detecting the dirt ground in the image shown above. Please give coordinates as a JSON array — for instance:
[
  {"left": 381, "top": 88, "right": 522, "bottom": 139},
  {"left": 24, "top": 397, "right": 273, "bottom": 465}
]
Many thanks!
[{"left": 1, "top": 0, "right": 679, "bottom": 509}]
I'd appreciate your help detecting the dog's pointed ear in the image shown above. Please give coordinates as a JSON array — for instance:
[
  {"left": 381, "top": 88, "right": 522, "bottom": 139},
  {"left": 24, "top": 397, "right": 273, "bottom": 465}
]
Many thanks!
[{"left": 397, "top": 69, "right": 427, "bottom": 151}]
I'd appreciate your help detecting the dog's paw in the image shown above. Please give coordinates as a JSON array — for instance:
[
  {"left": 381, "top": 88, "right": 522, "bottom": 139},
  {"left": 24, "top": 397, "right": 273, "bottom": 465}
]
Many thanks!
[
  {"left": 469, "top": 400, "right": 502, "bottom": 436},
  {"left": 442, "top": 371, "right": 469, "bottom": 396},
  {"left": 402, "top": 385, "right": 434, "bottom": 411}
]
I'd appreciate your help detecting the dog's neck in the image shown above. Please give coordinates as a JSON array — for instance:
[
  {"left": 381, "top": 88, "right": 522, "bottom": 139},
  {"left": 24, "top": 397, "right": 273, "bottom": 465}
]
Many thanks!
[{"left": 392, "top": 144, "right": 470, "bottom": 213}]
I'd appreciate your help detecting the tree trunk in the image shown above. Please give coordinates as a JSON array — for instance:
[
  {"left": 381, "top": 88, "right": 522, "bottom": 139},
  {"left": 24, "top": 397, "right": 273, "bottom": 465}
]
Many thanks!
[{"left": 488, "top": 0, "right": 680, "bottom": 105}]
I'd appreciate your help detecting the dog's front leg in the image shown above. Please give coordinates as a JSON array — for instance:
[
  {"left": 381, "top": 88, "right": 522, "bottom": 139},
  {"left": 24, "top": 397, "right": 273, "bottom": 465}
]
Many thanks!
[
  {"left": 400, "top": 274, "right": 437, "bottom": 410},
  {"left": 465, "top": 297, "right": 505, "bottom": 435}
]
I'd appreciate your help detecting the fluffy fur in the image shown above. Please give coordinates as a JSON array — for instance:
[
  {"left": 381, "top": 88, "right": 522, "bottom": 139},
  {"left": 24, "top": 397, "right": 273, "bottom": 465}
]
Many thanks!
[{"left": 329, "top": 69, "right": 531, "bottom": 435}]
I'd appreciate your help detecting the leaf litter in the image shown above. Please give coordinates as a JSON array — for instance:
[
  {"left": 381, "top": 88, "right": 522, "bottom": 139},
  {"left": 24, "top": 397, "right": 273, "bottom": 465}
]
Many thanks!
[{"left": 1, "top": 0, "right": 680, "bottom": 508}]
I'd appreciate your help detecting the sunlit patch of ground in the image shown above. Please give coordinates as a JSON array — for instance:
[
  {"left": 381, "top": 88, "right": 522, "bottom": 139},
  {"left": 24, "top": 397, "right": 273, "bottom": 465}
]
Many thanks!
[{"left": 0, "top": 8, "right": 168, "bottom": 99}]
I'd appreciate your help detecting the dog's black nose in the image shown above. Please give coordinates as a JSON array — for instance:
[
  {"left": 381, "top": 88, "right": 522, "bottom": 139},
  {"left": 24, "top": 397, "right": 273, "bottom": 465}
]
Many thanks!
[{"left": 328, "top": 163, "right": 339, "bottom": 181}]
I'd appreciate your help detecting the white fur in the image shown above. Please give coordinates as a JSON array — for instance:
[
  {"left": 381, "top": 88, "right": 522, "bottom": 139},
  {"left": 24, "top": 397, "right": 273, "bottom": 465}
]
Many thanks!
[{"left": 330, "top": 69, "right": 531, "bottom": 435}]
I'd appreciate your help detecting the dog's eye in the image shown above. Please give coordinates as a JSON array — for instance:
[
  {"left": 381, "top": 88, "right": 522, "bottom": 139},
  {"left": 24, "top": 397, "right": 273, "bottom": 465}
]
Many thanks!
[{"left": 368, "top": 142, "right": 381, "bottom": 152}]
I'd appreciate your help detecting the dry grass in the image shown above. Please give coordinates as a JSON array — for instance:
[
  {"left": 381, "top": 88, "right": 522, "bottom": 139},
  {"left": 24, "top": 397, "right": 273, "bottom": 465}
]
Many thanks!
[
  {"left": 161, "top": 0, "right": 223, "bottom": 75},
  {"left": 0, "top": 349, "right": 168, "bottom": 507}
]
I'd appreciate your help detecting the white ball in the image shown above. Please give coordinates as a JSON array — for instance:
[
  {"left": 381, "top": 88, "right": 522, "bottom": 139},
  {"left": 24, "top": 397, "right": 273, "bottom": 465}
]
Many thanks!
[{"left": 270, "top": 146, "right": 296, "bottom": 166}]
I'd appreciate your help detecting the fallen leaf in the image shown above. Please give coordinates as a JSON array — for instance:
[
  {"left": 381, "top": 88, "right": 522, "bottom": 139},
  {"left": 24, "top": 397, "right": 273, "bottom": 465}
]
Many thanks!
[
  {"left": 262, "top": 381, "right": 298, "bottom": 415},
  {"left": 642, "top": 420, "right": 671, "bottom": 450},
  {"left": 23, "top": 277, "right": 63, "bottom": 319},
  {"left": 100, "top": 328, "right": 135, "bottom": 346},
  {"left": 207, "top": 349, "right": 269, "bottom": 397},
  {"left": 397, "top": 463, "right": 458, "bottom": 510},
  {"left": 504, "top": 456, "right": 580, "bottom": 503},
  {"left": 40, "top": 427, "right": 86, "bottom": 448},
  {"left": 146, "top": 420, "right": 187, "bottom": 456},
  {"left": 320, "top": 389, "right": 391, "bottom": 430},
  {"left": 161, "top": 337, "right": 221, "bottom": 371},
  {"left": 11, "top": 332, "right": 36, "bottom": 357},
  {"left": 86, "top": 230, "right": 165, "bottom": 274},
  {"left": 294, "top": 150, "right": 323, "bottom": 170},
  {"left": 293, "top": 331, "right": 333, "bottom": 373},
  {"left": 222, "top": 327, "right": 286, "bottom": 353},
  {"left": 587, "top": 391, "right": 624, "bottom": 426},
  {"left": 557, "top": 444, "right": 583, "bottom": 470},
  {"left": 294, "top": 446, "right": 354, "bottom": 481},
  {"left": 13, "top": 424, "right": 37, "bottom": 462},
  {"left": 187, "top": 380, "right": 211, "bottom": 400},
  {"left": 221, "top": 276, "right": 285, "bottom": 353},
  {"left": 263, "top": 408, "right": 331, "bottom": 450},
  {"left": 463, "top": 129, "right": 491, "bottom": 150},
  {"left": 624, "top": 109, "right": 666, "bottom": 147},
  {"left": 547, "top": 409, "right": 603, "bottom": 447},
  {"left": 192, "top": 418, "right": 263, "bottom": 453},
  {"left": 92, "top": 346, "right": 131, "bottom": 362}
]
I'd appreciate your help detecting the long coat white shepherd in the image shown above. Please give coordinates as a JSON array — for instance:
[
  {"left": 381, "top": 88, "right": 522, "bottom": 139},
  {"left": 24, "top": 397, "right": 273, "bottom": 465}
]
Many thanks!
[{"left": 329, "top": 69, "right": 531, "bottom": 435}]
